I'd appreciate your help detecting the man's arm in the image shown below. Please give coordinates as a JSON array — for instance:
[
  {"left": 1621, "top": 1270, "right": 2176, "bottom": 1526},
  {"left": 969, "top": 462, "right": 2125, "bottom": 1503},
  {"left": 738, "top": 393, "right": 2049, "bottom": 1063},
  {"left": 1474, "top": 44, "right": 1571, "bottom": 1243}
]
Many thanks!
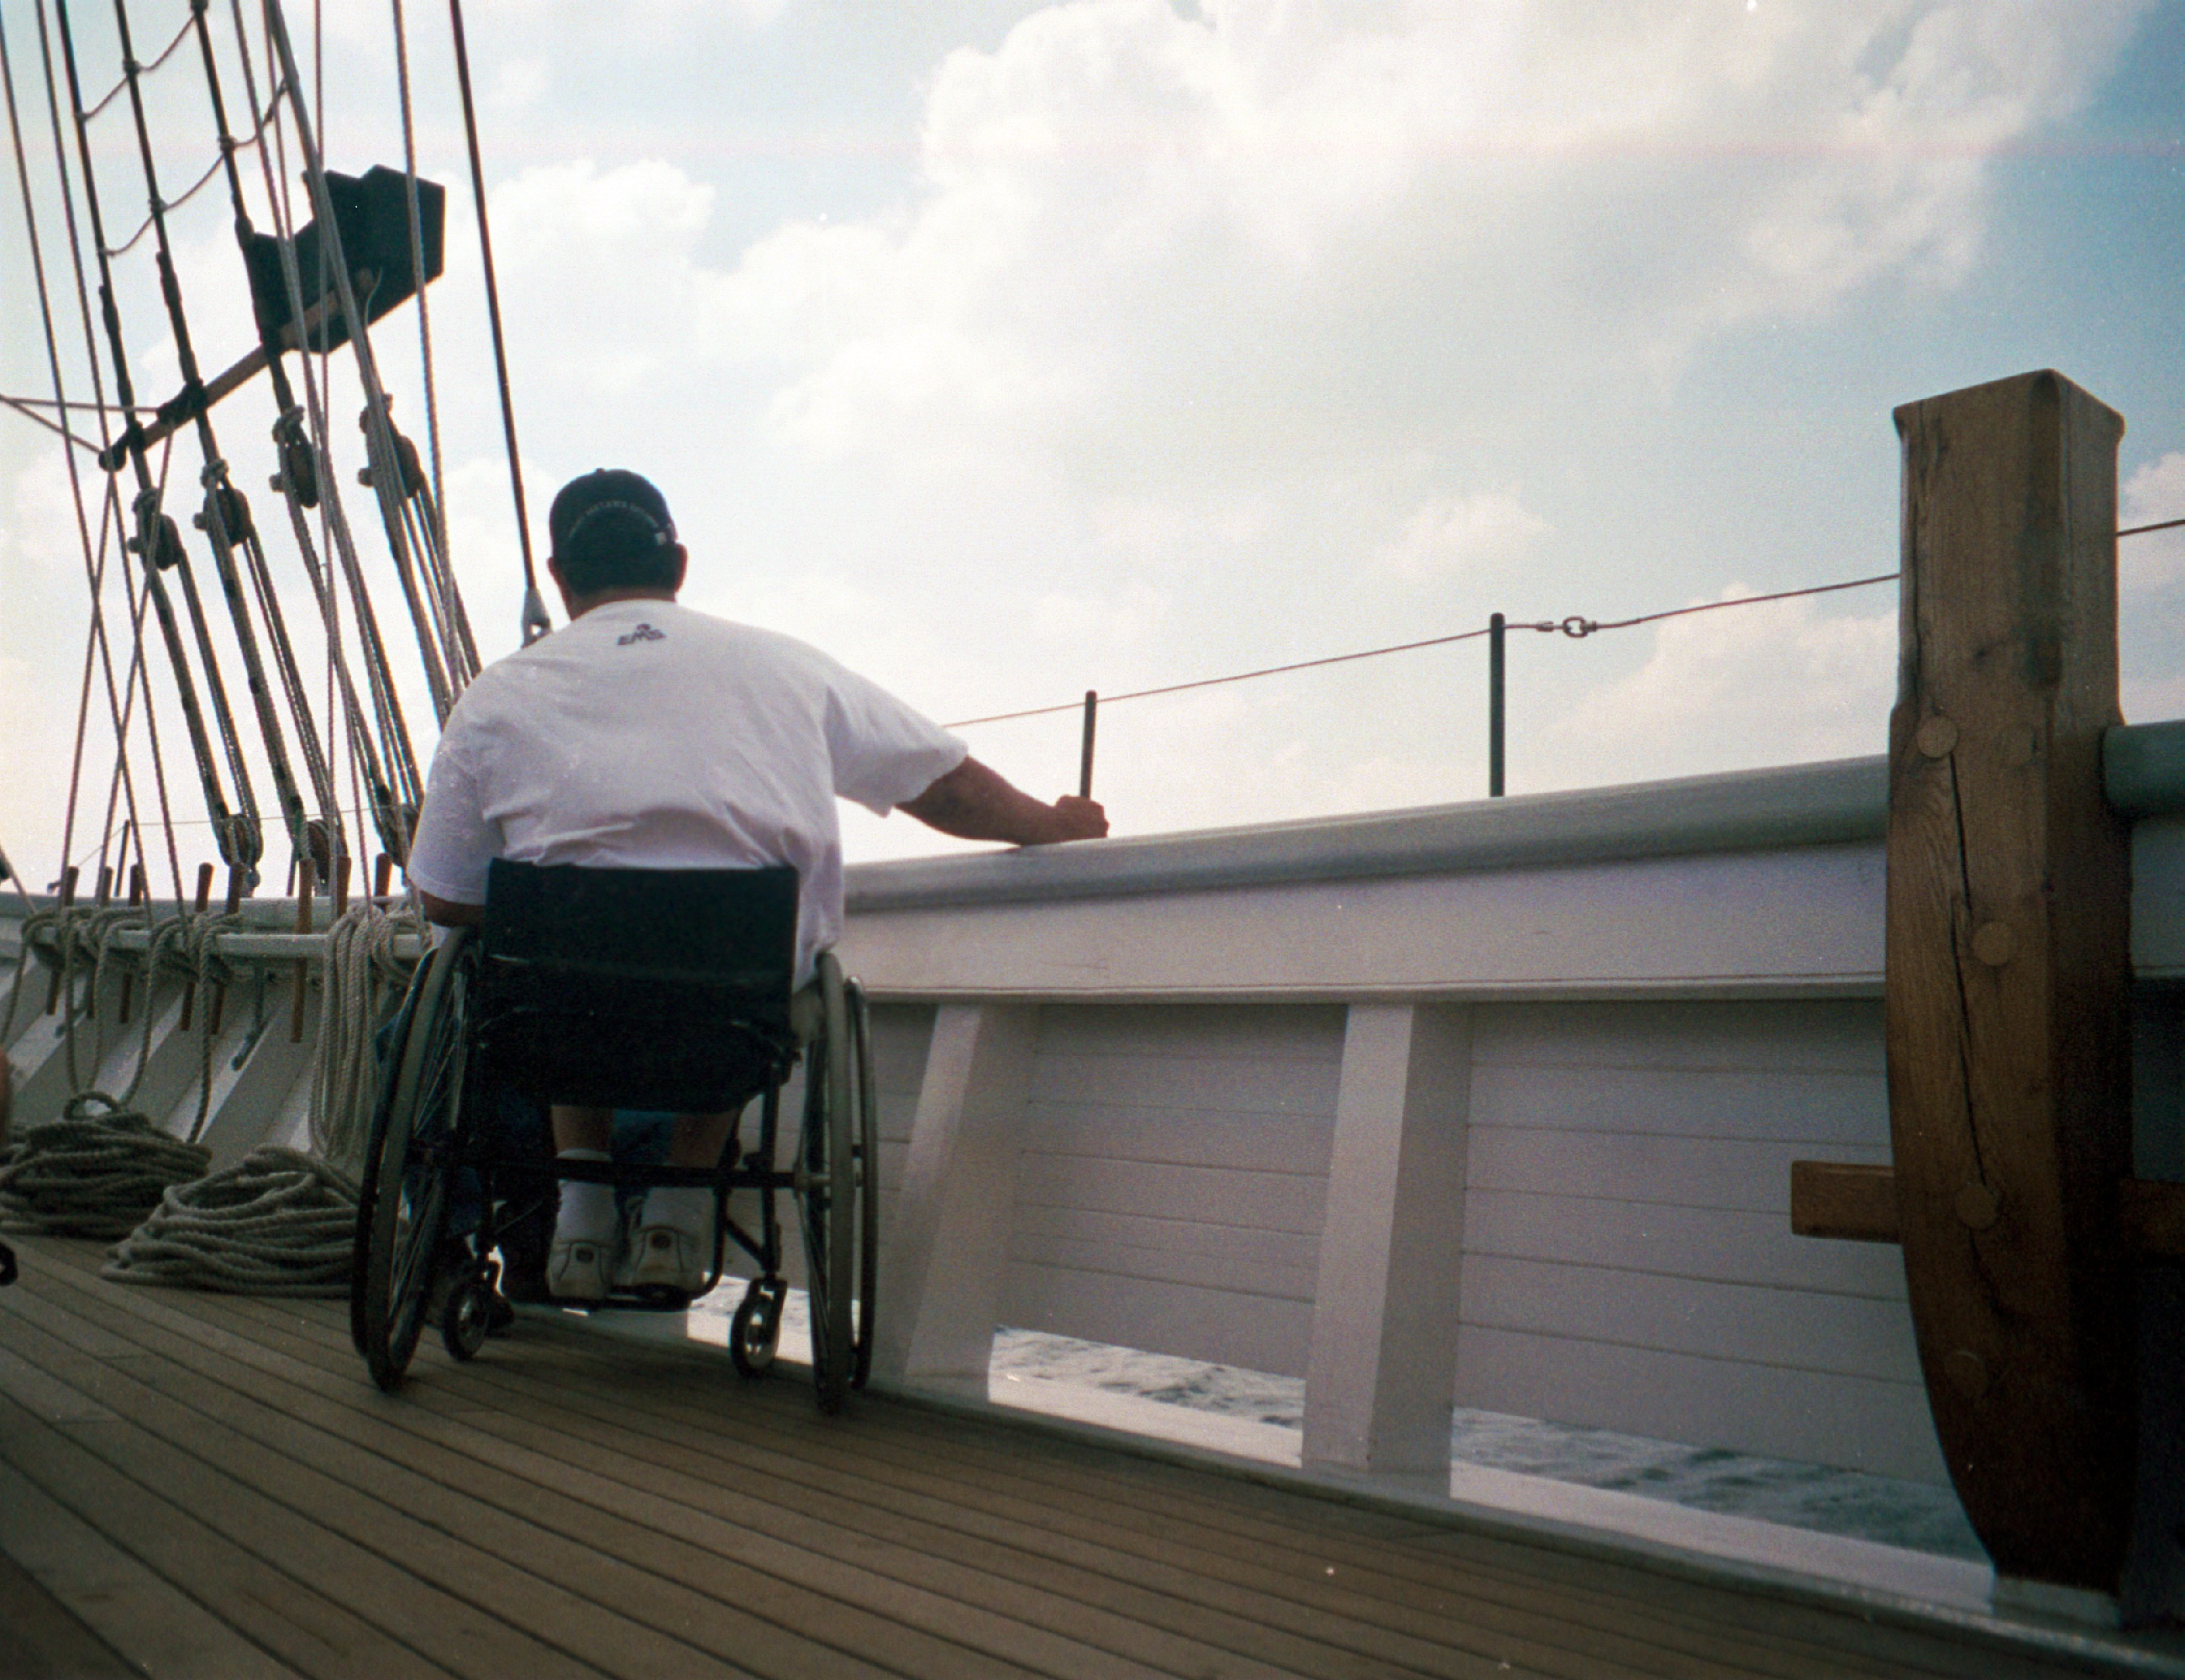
[
  {"left": 417, "top": 891, "right": 484, "bottom": 927},
  {"left": 899, "top": 757, "right": 1107, "bottom": 846}
]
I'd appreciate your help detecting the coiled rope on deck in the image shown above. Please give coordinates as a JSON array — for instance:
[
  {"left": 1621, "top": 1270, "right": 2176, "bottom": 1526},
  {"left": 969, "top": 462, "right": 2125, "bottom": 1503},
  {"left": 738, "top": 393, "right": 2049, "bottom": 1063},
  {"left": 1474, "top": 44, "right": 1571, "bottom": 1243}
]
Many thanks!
[
  {"left": 102, "top": 1145, "right": 356, "bottom": 1297},
  {"left": 0, "top": 1093, "right": 211, "bottom": 1239}
]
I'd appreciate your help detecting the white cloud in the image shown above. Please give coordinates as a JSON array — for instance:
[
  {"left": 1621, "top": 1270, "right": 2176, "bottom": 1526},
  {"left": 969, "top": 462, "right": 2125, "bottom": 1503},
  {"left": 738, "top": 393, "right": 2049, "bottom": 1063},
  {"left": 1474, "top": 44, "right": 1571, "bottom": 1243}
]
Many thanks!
[
  {"left": 491, "top": 159, "right": 719, "bottom": 396},
  {"left": 1028, "top": 580, "right": 1171, "bottom": 647},
  {"left": 1379, "top": 491, "right": 1549, "bottom": 580},
  {"left": 1551, "top": 585, "right": 1897, "bottom": 780},
  {"left": 699, "top": 0, "right": 2151, "bottom": 471},
  {"left": 5, "top": 1, "right": 2168, "bottom": 873},
  {"left": 2124, "top": 451, "right": 2185, "bottom": 592},
  {"left": 491, "top": 59, "right": 552, "bottom": 117}
]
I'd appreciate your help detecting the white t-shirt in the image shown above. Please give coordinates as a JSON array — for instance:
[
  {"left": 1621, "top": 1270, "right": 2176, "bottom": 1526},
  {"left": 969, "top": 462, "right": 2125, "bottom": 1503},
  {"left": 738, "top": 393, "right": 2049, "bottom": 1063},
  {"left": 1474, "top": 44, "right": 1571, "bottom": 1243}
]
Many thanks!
[{"left": 406, "top": 598, "right": 966, "bottom": 983}]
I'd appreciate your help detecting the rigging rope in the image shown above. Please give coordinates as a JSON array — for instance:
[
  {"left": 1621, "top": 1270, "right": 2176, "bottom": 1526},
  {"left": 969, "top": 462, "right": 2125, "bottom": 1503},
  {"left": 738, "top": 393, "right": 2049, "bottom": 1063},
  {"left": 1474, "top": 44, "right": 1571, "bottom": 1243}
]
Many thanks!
[
  {"left": 448, "top": 0, "right": 548, "bottom": 645},
  {"left": 49, "top": 0, "right": 260, "bottom": 884},
  {"left": 2, "top": 8, "right": 167, "bottom": 912},
  {"left": 99, "top": 86, "right": 278, "bottom": 258},
  {"left": 105, "top": 0, "right": 325, "bottom": 878},
  {"left": 262, "top": 0, "right": 467, "bottom": 727},
  {"left": 77, "top": 6, "right": 188, "bottom": 120},
  {"left": 390, "top": 0, "right": 455, "bottom": 652},
  {"left": 226, "top": 0, "right": 428, "bottom": 853},
  {"left": 308, "top": 895, "right": 424, "bottom": 1176}
]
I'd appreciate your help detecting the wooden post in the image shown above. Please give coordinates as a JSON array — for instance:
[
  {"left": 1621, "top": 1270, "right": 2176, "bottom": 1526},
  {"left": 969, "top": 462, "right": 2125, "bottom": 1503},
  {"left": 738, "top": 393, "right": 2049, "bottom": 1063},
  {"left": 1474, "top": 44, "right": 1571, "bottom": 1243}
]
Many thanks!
[
  {"left": 207, "top": 865, "right": 245, "bottom": 1037},
  {"left": 118, "top": 866, "right": 146, "bottom": 1024},
  {"left": 290, "top": 858, "right": 314, "bottom": 1042},
  {"left": 1078, "top": 691, "right": 1098, "bottom": 801},
  {"left": 180, "top": 863, "right": 213, "bottom": 1031},
  {"left": 1888, "top": 370, "right": 2132, "bottom": 1598},
  {"left": 44, "top": 867, "right": 78, "bottom": 1014}
]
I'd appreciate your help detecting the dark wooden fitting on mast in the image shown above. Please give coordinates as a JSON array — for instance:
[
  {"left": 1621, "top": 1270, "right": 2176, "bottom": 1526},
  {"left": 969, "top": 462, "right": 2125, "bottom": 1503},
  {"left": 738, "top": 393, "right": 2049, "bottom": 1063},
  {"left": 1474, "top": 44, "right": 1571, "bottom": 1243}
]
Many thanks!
[
  {"left": 97, "top": 166, "right": 446, "bottom": 471},
  {"left": 1789, "top": 370, "right": 2145, "bottom": 1601}
]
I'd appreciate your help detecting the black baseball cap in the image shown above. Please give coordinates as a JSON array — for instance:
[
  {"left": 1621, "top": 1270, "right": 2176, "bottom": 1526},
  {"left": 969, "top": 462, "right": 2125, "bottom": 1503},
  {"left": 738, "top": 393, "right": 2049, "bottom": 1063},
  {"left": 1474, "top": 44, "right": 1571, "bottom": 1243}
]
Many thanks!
[{"left": 548, "top": 469, "right": 677, "bottom": 564}]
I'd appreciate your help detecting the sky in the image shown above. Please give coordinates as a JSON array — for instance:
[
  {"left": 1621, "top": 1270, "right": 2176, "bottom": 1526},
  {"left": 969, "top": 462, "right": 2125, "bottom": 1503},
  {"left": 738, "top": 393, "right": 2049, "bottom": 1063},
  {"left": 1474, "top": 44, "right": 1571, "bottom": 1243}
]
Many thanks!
[{"left": 3, "top": 0, "right": 2182, "bottom": 895}]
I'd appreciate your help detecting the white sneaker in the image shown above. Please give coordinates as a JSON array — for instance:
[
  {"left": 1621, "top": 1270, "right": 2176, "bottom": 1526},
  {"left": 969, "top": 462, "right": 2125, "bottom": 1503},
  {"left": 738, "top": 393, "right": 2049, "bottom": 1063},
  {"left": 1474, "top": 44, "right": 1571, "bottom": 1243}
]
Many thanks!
[
  {"left": 546, "top": 1235, "right": 610, "bottom": 1302},
  {"left": 629, "top": 1224, "right": 709, "bottom": 1297}
]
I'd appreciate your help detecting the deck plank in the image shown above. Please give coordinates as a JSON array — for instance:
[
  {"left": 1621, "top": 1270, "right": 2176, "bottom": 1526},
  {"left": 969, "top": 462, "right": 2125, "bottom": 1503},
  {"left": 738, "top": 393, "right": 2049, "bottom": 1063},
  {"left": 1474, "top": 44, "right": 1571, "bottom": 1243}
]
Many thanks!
[
  {"left": 0, "top": 1462, "right": 264, "bottom": 1680},
  {"left": 339, "top": 1309, "right": 1967, "bottom": 1680},
  {"left": 18, "top": 1246, "right": 2057, "bottom": 1680},
  {"left": 2, "top": 1235, "right": 2157, "bottom": 1680},
  {"left": 13, "top": 1258, "right": 1453, "bottom": 1680},
  {"left": 125, "top": 1273, "right": 1753, "bottom": 1680},
  {"left": 3, "top": 1258, "right": 1071, "bottom": 1680}
]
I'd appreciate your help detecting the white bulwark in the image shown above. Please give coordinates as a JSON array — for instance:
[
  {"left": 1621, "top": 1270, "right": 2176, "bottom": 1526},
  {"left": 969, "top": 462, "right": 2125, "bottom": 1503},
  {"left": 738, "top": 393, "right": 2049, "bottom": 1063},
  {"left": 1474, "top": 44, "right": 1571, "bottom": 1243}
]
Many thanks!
[{"left": 6, "top": 727, "right": 2182, "bottom": 1489}]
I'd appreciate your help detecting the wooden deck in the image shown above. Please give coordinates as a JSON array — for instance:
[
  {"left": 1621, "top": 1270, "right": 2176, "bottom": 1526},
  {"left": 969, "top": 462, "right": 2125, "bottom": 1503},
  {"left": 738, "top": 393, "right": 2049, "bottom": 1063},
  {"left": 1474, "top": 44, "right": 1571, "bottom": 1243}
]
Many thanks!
[{"left": 0, "top": 1237, "right": 2160, "bottom": 1680}]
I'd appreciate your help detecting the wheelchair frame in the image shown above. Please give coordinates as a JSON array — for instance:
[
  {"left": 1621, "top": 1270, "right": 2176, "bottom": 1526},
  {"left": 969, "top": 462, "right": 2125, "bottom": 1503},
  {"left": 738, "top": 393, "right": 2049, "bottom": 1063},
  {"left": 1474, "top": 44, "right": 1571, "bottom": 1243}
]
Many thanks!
[{"left": 349, "top": 928, "right": 879, "bottom": 1413}]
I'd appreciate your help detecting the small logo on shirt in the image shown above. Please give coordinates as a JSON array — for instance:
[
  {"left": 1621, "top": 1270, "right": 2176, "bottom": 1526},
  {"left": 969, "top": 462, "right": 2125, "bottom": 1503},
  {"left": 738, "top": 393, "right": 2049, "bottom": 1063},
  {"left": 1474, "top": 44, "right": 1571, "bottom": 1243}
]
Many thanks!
[{"left": 616, "top": 623, "right": 665, "bottom": 646}]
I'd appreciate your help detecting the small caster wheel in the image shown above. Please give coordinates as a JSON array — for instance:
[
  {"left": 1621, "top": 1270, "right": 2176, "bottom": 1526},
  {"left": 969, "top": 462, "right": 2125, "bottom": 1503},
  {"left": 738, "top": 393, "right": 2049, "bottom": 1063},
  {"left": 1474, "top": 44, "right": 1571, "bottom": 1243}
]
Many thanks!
[
  {"left": 731, "top": 1278, "right": 785, "bottom": 1378},
  {"left": 443, "top": 1278, "right": 494, "bottom": 1362}
]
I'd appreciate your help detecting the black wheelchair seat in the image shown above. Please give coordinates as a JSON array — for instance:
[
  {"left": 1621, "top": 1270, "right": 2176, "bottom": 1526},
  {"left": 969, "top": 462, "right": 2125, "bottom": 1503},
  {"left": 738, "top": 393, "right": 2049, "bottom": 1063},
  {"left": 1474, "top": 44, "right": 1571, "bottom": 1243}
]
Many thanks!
[
  {"left": 354, "top": 857, "right": 875, "bottom": 1410},
  {"left": 475, "top": 858, "right": 799, "bottom": 1115}
]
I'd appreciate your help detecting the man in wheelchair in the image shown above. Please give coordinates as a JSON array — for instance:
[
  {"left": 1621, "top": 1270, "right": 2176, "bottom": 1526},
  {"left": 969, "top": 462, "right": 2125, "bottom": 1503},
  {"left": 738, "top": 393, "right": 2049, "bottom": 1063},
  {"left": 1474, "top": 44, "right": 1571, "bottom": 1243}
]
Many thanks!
[{"left": 404, "top": 469, "right": 1106, "bottom": 1305}]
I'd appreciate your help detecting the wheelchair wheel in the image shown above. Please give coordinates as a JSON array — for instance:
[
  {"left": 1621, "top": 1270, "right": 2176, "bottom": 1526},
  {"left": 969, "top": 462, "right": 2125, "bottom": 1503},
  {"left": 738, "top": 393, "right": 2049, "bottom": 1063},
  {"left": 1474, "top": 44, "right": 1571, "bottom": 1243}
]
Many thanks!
[
  {"left": 353, "top": 930, "right": 474, "bottom": 1391},
  {"left": 801, "top": 953, "right": 859, "bottom": 1413},
  {"left": 442, "top": 1276, "right": 495, "bottom": 1362},
  {"left": 848, "top": 977, "right": 879, "bottom": 1391},
  {"left": 731, "top": 1276, "right": 785, "bottom": 1377}
]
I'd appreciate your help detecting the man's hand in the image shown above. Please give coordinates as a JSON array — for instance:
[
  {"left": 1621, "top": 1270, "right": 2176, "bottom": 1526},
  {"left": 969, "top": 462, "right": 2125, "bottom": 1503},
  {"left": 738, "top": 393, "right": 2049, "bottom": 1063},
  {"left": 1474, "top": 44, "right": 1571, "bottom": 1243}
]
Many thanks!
[
  {"left": 1047, "top": 795, "right": 1109, "bottom": 842},
  {"left": 901, "top": 758, "right": 1109, "bottom": 846}
]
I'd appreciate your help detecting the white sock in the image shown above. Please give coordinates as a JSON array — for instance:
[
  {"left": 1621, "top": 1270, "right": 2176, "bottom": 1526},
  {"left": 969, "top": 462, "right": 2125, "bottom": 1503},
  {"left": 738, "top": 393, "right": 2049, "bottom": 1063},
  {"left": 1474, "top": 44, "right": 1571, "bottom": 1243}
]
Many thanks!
[
  {"left": 555, "top": 1150, "right": 616, "bottom": 1243},
  {"left": 641, "top": 1185, "right": 714, "bottom": 1241}
]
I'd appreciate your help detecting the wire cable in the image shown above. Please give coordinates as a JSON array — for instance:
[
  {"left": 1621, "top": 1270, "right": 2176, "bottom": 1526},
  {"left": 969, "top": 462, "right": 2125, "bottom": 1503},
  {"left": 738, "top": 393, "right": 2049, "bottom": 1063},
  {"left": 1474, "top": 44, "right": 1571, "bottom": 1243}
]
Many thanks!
[
  {"left": 447, "top": 0, "right": 546, "bottom": 644},
  {"left": 944, "top": 572, "right": 1904, "bottom": 728}
]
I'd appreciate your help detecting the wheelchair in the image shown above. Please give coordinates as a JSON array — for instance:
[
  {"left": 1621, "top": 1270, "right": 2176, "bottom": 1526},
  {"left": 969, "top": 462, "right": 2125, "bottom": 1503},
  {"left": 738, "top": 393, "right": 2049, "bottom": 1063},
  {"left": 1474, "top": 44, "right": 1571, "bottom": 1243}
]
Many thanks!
[{"left": 349, "top": 860, "right": 879, "bottom": 1413}]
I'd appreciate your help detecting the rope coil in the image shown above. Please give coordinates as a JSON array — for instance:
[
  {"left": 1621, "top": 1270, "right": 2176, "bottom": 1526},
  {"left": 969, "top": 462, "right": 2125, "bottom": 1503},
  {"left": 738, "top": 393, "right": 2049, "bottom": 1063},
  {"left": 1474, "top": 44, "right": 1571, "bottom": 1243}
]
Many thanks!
[
  {"left": 0, "top": 1094, "right": 211, "bottom": 1239},
  {"left": 309, "top": 896, "right": 425, "bottom": 1175},
  {"left": 102, "top": 1144, "right": 356, "bottom": 1297}
]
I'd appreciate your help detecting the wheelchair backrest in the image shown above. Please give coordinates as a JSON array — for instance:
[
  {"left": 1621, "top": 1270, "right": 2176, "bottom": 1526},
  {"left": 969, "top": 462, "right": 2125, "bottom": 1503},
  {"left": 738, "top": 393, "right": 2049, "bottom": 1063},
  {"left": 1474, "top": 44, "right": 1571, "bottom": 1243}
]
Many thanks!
[{"left": 475, "top": 859, "right": 799, "bottom": 1113}]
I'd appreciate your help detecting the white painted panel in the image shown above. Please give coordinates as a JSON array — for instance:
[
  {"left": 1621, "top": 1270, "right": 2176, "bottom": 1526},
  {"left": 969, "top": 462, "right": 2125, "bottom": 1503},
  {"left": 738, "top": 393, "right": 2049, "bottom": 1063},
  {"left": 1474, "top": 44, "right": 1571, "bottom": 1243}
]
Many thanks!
[
  {"left": 839, "top": 844, "right": 1888, "bottom": 1001},
  {"left": 1000, "top": 1263, "right": 1315, "bottom": 1378},
  {"left": 1011, "top": 1215, "right": 1321, "bottom": 1301},
  {"left": 1001, "top": 1004, "right": 1341, "bottom": 1375},
  {"left": 1456, "top": 1324, "right": 1947, "bottom": 1483},
  {"left": 1464, "top": 1189, "right": 1909, "bottom": 1300},
  {"left": 1458, "top": 1253, "right": 1924, "bottom": 1386},
  {"left": 1469, "top": 1065, "right": 1887, "bottom": 1147},
  {"left": 1473, "top": 998, "right": 1886, "bottom": 1074},
  {"left": 1032, "top": 1053, "right": 1342, "bottom": 1118},
  {"left": 1024, "top": 1002, "right": 1348, "bottom": 1061},
  {"left": 1466, "top": 1126, "right": 1888, "bottom": 1214},
  {"left": 869, "top": 1002, "right": 934, "bottom": 1147},
  {"left": 1020, "top": 1110, "right": 1335, "bottom": 1177},
  {"left": 1014, "top": 1154, "right": 1327, "bottom": 1236}
]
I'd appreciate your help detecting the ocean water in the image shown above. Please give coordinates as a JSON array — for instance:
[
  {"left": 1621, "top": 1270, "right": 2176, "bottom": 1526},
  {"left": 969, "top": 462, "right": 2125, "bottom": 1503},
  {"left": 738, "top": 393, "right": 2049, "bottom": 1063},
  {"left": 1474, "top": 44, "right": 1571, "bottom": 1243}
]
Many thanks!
[{"left": 686, "top": 1287, "right": 1986, "bottom": 1564}]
